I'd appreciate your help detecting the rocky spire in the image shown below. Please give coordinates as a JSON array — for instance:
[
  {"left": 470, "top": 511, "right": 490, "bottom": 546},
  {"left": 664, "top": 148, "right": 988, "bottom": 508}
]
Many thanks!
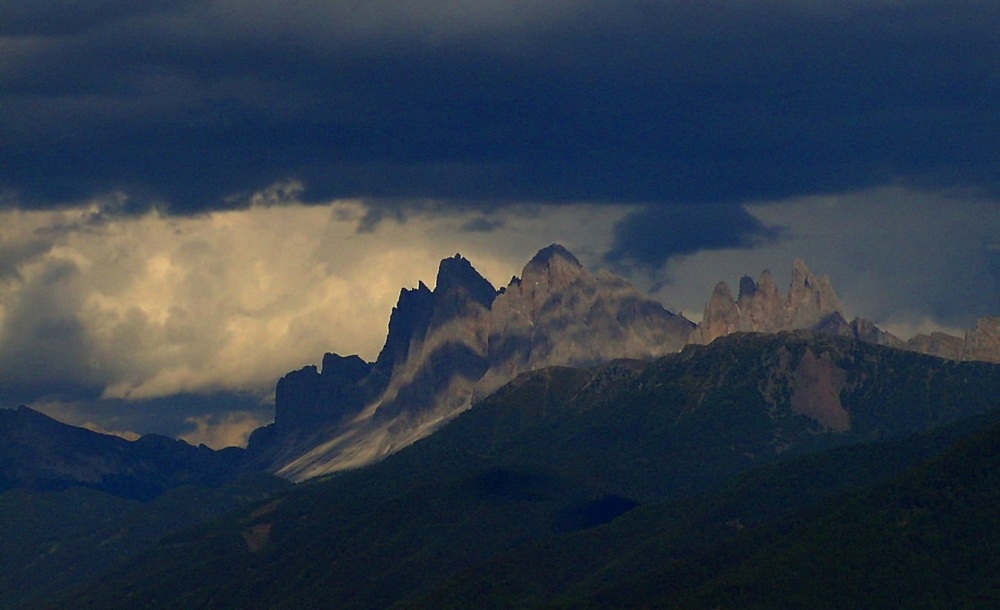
[
  {"left": 435, "top": 253, "right": 498, "bottom": 309},
  {"left": 691, "top": 282, "right": 740, "bottom": 344},
  {"left": 518, "top": 243, "right": 587, "bottom": 294},
  {"left": 691, "top": 260, "right": 845, "bottom": 343},
  {"left": 738, "top": 269, "right": 784, "bottom": 333},
  {"left": 786, "top": 259, "right": 842, "bottom": 328}
]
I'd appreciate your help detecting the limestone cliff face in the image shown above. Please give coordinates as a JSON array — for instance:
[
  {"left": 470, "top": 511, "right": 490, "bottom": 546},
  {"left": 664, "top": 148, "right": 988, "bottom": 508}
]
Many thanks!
[
  {"left": 693, "top": 282, "right": 741, "bottom": 344},
  {"left": 957, "top": 317, "right": 1000, "bottom": 363},
  {"left": 251, "top": 245, "right": 694, "bottom": 480},
  {"left": 691, "top": 260, "right": 843, "bottom": 344},
  {"left": 905, "top": 316, "right": 1000, "bottom": 363},
  {"left": 688, "top": 263, "right": 1000, "bottom": 366}
]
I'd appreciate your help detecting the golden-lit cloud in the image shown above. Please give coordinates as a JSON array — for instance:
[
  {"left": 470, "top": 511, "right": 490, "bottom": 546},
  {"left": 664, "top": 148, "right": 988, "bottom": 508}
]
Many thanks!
[
  {"left": 180, "top": 411, "right": 270, "bottom": 449},
  {"left": 0, "top": 196, "right": 630, "bottom": 407}
]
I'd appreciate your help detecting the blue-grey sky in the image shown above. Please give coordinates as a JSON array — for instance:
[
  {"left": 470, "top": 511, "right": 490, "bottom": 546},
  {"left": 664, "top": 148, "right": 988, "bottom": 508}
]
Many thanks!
[{"left": 2, "top": 1, "right": 999, "bottom": 445}]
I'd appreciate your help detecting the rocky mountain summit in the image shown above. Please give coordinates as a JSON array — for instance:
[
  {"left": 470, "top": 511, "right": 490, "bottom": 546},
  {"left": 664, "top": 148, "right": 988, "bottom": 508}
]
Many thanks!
[
  {"left": 248, "top": 244, "right": 694, "bottom": 479},
  {"left": 690, "top": 260, "right": 843, "bottom": 344},
  {"left": 694, "top": 261, "right": 1000, "bottom": 365}
]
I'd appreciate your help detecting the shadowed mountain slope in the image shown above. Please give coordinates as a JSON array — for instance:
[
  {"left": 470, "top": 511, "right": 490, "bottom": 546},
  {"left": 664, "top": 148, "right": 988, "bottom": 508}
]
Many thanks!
[
  {"left": 60, "top": 332, "right": 1000, "bottom": 609},
  {"left": 409, "top": 410, "right": 1000, "bottom": 609}
]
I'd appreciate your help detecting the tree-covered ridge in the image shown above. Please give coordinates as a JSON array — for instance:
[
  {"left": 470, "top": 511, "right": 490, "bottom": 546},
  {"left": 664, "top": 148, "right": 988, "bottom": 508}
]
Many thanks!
[
  {"left": 0, "top": 472, "right": 290, "bottom": 609},
  {"left": 49, "top": 332, "right": 1000, "bottom": 608}
]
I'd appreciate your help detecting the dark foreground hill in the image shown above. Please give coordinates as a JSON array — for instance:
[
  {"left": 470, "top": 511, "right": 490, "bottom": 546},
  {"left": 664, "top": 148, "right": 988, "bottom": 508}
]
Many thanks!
[
  {"left": 0, "top": 473, "right": 291, "bottom": 609},
  {"left": 412, "top": 414, "right": 1000, "bottom": 609},
  {"left": 0, "top": 407, "right": 291, "bottom": 609},
  {"left": 55, "top": 332, "right": 1000, "bottom": 609}
]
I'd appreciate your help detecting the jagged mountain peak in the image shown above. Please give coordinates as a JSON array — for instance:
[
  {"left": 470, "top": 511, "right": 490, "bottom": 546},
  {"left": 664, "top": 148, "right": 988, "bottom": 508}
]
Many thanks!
[
  {"left": 787, "top": 259, "right": 837, "bottom": 303},
  {"left": 434, "top": 253, "right": 498, "bottom": 308},
  {"left": 253, "top": 247, "right": 1000, "bottom": 481},
  {"left": 693, "top": 260, "right": 845, "bottom": 344},
  {"left": 712, "top": 280, "right": 735, "bottom": 300},
  {"left": 254, "top": 244, "right": 694, "bottom": 479},
  {"left": 738, "top": 275, "right": 758, "bottom": 300},
  {"left": 518, "top": 243, "right": 586, "bottom": 288},
  {"left": 527, "top": 243, "right": 581, "bottom": 268},
  {"left": 791, "top": 258, "right": 810, "bottom": 281}
]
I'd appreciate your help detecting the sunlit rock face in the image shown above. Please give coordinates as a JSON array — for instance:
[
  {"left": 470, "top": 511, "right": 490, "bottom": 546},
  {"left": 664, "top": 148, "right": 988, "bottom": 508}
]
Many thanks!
[
  {"left": 691, "top": 260, "right": 843, "bottom": 345},
  {"left": 957, "top": 317, "right": 1000, "bottom": 363},
  {"left": 477, "top": 244, "right": 693, "bottom": 398},
  {"left": 688, "top": 262, "right": 1000, "bottom": 366},
  {"left": 249, "top": 244, "right": 694, "bottom": 480}
]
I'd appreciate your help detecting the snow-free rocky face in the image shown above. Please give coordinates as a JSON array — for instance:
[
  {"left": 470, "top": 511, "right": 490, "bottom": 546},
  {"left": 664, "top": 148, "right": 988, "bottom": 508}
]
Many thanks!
[
  {"left": 249, "top": 244, "right": 694, "bottom": 479},
  {"left": 248, "top": 245, "right": 1000, "bottom": 480}
]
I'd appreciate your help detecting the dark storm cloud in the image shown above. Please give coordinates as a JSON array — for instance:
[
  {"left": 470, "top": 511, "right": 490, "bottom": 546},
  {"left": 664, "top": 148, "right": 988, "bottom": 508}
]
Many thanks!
[
  {"left": 461, "top": 217, "right": 506, "bottom": 233},
  {"left": 605, "top": 203, "right": 783, "bottom": 268},
  {"left": 2, "top": 1, "right": 999, "bottom": 216}
]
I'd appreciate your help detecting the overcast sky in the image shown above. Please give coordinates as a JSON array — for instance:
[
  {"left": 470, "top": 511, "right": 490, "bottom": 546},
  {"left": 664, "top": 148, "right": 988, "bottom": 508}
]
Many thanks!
[{"left": 2, "top": 1, "right": 999, "bottom": 447}]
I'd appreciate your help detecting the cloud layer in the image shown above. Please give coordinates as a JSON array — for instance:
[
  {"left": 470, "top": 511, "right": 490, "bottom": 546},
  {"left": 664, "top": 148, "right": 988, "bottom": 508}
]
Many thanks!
[
  {"left": 3, "top": 1, "right": 999, "bottom": 212},
  {"left": 0, "top": 198, "right": 628, "bottom": 406}
]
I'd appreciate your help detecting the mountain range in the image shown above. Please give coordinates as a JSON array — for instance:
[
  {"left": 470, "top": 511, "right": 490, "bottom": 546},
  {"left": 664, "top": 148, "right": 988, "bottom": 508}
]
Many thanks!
[
  {"left": 247, "top": 245, "right": 1000, "bottom": 480},
  {"left": 3, "top": 244, "right": 1000, "bottom": 608}
]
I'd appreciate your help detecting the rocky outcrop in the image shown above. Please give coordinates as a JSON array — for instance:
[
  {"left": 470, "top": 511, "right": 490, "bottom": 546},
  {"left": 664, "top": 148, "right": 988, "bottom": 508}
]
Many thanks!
[
  {"left": 905, "top": 316, "right": 1000, "bottom": 363},
  {"left": 273, "top": 354, "right": 375, "bottom": 432},
  {"left": 960, "top": 317, "right": 1000, "bottom": 363},
  {"left": 249, "top": 245, "right": 694, "bottom": 480},
  {"left": 478, "top": 245, "right": 692, "bottom": 397},
  {"left": 691, "top": 260, "right": 843, "bottom": 344},
  {"left": 690, "top": 263, "right": 1000, "bottom": 366}
]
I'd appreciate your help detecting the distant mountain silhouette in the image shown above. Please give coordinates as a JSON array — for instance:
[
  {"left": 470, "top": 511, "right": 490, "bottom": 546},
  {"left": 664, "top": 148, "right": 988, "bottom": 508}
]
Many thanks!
[{"left": 0, "top": 405, "right": 244, "bottom": 501}]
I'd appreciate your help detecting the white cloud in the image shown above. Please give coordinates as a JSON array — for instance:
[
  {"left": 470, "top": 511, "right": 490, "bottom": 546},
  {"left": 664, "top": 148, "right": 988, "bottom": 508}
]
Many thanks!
[{"left": 0, "top": 197, "right": 629, "bottom": 409}]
